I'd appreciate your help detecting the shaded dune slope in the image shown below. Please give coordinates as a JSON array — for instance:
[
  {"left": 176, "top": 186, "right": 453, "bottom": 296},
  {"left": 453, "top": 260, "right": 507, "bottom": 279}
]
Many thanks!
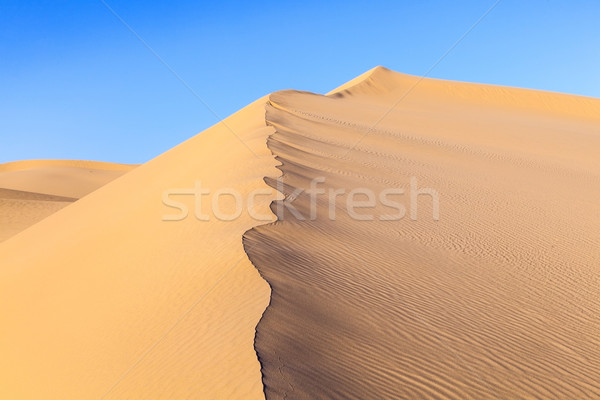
[
  {"left": 244, "top": 67, "right": 600, "bottom": 399},
  {"left": 0, "top": 188, "right": 76, "bottom": 242}
]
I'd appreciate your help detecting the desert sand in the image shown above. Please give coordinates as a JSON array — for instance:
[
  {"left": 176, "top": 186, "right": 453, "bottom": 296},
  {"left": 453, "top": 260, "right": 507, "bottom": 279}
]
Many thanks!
[
  {"left": 1, "top": 67, "right": 600, "bottom": 399},
  {"left": 0, "top": 160, "right": 136, "bottom": 242}
]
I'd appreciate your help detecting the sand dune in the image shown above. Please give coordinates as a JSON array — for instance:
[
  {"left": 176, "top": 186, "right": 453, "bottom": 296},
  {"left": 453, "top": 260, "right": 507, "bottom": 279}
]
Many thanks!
[
  {"left": 0, "top": 161, "right": 136, "bottom": 242},
  {"left": 244, "top": 67, "right": 600, "bottom": 399},
  {"left": 1, "top": 67, "right": 600, "bottom": 399}
]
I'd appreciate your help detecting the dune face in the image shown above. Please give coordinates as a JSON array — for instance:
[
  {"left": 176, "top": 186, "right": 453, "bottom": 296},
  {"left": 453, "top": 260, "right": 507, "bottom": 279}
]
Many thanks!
[
  {"left": 0, "top": 101, "right": 278, "bottom": 399},
  {"left": 0, "top": 161, "right": 136, "bottom": 242},
  {"left": 244, "top": 68, "right": 600, "bottom": 399}
]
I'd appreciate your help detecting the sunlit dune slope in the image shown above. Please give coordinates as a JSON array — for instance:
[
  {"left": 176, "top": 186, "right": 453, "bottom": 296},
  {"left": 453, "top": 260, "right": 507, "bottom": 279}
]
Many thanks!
[
  {"left": 0, "top": 160, "right": 135, "bottom": 242},
  {"left": 0, "top": 99, "right": 278, "bottom": 399},
  {"left": 244, "top": 67, "right": 600, "bottom": 399}
]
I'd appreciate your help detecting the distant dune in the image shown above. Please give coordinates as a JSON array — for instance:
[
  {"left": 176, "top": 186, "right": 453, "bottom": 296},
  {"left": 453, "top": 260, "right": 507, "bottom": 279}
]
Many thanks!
[
  {"left": 0, "top": 160, "right": 136, "bottom": 242},
  {"left": 1, "top": 67, "right": 600, "bottom": 399},
  {"left": 0, "top": 159, "right": 136, "bottom": 198}
]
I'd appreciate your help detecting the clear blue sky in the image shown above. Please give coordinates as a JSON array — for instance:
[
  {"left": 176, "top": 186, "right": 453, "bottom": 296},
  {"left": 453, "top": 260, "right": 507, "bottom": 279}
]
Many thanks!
[{"left": 1, "top": 1, "right": 599, "bottom": 163}]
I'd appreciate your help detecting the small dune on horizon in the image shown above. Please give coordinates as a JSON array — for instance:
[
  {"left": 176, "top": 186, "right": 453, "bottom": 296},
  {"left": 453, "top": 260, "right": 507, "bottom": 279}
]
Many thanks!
[
  {"left": 0, "top": 160, "right": 136, "bottom": 242},
  {"left": 0, "top": 159, "right": 137, "bottom": 198},
  {"left": 1, "top": 67, "right": 600, "bottom": 399}
]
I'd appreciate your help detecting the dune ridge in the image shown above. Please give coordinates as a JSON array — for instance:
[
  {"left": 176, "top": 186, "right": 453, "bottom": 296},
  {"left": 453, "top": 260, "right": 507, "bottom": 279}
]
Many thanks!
[{"left": 244, "top": 67, "right": 600, "bottom": 399}]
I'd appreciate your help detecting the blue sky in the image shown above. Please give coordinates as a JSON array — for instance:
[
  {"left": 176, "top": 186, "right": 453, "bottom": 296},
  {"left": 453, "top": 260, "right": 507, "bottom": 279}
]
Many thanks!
[{"left": 1, "top": 0, "right": 599, "bottom": 163}]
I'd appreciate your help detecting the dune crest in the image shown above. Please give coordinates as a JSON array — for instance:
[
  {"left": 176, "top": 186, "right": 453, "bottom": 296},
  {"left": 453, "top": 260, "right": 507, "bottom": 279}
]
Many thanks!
[{"left": 244, "top": 68, "right": 600, "bottom": 399}]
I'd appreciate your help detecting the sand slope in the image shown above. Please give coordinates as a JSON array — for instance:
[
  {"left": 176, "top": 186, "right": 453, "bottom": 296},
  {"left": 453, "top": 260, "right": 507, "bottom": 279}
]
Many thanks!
[
  {"left": 0, "top": 99, "right": 278, "bottom": 399},
  {"left": 244, "top": 67, "right": 600, "bottom": 399},
  {"left": 0, "top": 160, "right": 135, "bottom": 243}
]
